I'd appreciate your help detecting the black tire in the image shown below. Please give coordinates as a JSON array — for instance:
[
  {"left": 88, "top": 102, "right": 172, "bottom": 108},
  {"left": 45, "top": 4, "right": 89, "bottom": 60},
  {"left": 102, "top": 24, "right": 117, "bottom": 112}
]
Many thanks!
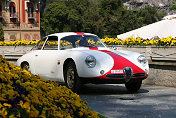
[
  {"left": 64, "top": 61, "right": 82, "bottom": 93},
  {"left": 125, "top": 79, "right": 142, "bottom": 92},
  {"left": 21, "top": 62, "right": 30, "bottom": 71}
]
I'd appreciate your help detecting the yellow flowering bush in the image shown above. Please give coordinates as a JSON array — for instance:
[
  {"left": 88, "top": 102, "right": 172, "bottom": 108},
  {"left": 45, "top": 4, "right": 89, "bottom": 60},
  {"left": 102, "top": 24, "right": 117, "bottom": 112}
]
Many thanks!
[
  {"left": 102, "top": 36, "right": 176, "bottom": 46},
  {"left": 1, "top": 36, "right": 176, "bottom": 46},
  {"left": 0, "top": 40, "right": 39, "bottom": 46},
  {"left": 0, "top": 55, "right": 99, "bottom": 118}
]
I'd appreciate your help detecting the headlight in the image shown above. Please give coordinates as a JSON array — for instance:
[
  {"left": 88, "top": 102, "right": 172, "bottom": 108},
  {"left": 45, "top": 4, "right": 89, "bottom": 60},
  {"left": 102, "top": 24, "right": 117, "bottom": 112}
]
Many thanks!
[
  {"left": 85, "top": 55, "right": 96, "bottom": 68},
  {"left": 137, "top": 55, "right": 147, "bottom": 66}
]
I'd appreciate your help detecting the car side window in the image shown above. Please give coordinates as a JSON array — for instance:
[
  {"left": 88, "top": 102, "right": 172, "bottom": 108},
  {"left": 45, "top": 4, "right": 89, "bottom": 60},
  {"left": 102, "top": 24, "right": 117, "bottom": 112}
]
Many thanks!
[
  {"left": 60, "top": 40, "right": 73, "bottom": 50},
  {"left": 60, "top": 36, "right": 75, "bottom": 50},
  {"left": 43, "top": 36, "right": 58, "bottom": 50}
]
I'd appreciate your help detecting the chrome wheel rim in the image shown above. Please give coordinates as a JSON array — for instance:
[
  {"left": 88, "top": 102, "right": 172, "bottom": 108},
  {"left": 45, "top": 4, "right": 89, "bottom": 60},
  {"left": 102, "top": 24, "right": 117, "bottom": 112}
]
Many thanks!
[
  {"left": 23, "top": 64, "right": 30, "bottom": 71},
  {"left": 67, "top": 67, "right": 75, "bottom": 89}
]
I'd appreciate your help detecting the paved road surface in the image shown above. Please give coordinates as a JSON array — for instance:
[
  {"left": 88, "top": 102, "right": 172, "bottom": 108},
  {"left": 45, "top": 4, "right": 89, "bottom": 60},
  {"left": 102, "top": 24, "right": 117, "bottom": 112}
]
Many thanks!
[{"left": 80, "top": 84, "right": 176, "bottom": 118}]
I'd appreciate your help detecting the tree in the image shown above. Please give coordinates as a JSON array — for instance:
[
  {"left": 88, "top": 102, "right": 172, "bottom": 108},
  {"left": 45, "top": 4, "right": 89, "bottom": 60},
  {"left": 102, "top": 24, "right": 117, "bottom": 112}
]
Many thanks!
[
  {"left": 40, "top": 0, "right": 166, "bottom": 37},
  {"left": 119, "top": 10, "right": 143, "bottom": 34},
  {"left": 136, "top": 6, "right": 165, "bottom": 26},
  {"left": 98, "top": 0, "right": 124, "bottom": 37},
  {"left": 41, "top": 2, "right": 69, "bottom": 36},
  {"left": 169, "top": 2, "right": 176, "bottom": 10},
  {"left": 64, "top": 0, "right": 88, "bottom": 32},
  {"left": 81, "top": 0, "right": 105, "bottom": 37},
  {"left": 0, "top": 23, "right": 4, "bottom": 41},
  {"left": 41, "top": 0, "right": 90, "bottom": 36}
]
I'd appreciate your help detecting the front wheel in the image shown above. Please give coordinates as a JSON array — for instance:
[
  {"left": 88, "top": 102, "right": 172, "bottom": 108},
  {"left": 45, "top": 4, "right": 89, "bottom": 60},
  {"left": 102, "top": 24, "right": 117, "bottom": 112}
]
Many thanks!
[
  {"left": 125, "top": 79, "right": 142, "bottom": 92},
  {"left": 21, "top": 62, "right": 30, "bottom": 71},
  {"left": 64, "top": 61, "right": 82, "bottom": 93}
]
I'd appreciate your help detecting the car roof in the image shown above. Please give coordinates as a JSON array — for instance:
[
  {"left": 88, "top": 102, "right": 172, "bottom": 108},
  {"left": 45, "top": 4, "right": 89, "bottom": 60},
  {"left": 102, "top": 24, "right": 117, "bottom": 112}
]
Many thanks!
[{"left": 47, "top": 32, "right": 97, "bottom": 39}]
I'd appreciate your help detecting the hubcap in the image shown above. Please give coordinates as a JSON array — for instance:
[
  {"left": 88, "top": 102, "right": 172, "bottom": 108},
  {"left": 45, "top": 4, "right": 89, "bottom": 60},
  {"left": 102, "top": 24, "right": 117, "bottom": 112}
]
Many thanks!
[
  {"left": 23, "top": 64, "right": 30, "bottom": 71},
  {"left": 67, "top": 67, "right": 75, "bottom": 89}
]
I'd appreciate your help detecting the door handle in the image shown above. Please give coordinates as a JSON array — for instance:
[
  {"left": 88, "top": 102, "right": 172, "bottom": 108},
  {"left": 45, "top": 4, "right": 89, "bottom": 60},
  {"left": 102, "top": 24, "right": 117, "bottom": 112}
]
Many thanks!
[{"left": 35, "top": 55, "right": 38, "bottom": 56}]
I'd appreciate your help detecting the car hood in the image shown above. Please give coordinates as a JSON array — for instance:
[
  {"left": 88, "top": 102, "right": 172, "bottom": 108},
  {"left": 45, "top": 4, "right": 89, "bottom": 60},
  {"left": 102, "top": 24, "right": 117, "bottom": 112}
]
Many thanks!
[
  {"left": 69, "top": 47, "right": 148, "bottom": 73},
  {"left": 69, "top": 47, "right": 141, "bottom": 63}
]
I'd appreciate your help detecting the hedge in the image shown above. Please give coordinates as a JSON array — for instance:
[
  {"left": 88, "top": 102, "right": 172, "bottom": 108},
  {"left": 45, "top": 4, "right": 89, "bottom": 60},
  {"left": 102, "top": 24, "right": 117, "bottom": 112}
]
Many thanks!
[{"left": 0, "top": 55, "right": 98, "bottom": 118}]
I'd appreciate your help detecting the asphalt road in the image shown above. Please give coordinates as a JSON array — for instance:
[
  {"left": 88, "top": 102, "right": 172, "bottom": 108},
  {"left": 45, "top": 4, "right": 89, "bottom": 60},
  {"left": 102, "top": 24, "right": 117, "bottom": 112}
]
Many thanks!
[{"left": 79, "top": 84, "right": 176, "bottom": 118}]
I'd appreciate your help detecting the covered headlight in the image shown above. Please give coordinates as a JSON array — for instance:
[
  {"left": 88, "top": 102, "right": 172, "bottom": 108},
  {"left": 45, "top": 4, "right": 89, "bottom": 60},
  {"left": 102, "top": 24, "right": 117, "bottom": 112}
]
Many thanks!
[
  {"left": 137, "top": 55, "right": 147, "bottom": 66},
  {"left": 85, "top": 55, "right": 96, "bottom": 68}
]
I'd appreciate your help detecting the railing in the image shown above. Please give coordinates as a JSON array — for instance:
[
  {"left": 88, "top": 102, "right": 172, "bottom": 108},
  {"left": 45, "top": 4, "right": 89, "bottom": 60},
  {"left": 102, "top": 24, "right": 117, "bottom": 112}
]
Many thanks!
[
  {"left": 28, "top": 22, "right": 39, "bottom": 27},
  {"left": 10, "top": 12, "right": 18, "bottom": 19},
  {"left": 28, "top": 12, "right": 37, "bottom": 20},
  {"left": 28, "top": 14, "right": 35, "bottom": 20},
  {"left": 3, "top": 22, "right": 20, "bottom": 29}
]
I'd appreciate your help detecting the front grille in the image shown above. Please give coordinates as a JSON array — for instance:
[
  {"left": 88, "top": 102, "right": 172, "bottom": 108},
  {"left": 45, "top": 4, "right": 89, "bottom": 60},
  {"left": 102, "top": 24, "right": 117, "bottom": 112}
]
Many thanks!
[
  {"left": 133, "top": 73, "right": 146, "bottom": 78},
  {"left": 123, "top": 67, "right": 133, "bottom": 82},
  {"left": 106, "top": 74, "right": 124, "bottom": 79}
]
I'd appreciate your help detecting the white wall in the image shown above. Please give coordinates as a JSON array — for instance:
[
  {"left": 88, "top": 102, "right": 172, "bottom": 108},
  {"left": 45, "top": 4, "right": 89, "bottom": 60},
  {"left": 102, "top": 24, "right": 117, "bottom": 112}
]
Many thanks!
[{"left": 117, "top": 19, "right": 176, "bottom": 40}]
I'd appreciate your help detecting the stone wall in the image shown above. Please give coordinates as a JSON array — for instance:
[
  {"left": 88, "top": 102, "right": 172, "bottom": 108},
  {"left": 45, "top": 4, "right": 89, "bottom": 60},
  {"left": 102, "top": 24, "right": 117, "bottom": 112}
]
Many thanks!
[
  {"left": 144, "top": 65, "right": 176, "bottom": 87},
  {"left": 111, "top": 46, "right": 176, "bottom": 87}
]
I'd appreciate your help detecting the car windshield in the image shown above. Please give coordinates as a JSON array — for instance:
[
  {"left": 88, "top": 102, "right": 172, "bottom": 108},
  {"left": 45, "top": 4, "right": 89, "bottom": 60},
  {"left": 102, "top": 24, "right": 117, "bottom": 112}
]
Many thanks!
[{"left": 60, "top": 35, "right": 106, "bottom": 50}]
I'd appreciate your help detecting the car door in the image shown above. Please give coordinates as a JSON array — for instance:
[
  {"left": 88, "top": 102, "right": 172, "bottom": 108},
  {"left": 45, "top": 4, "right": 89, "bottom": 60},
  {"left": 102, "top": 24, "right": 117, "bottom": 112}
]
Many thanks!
[{"left": 33, "top": 36, "right": 61, "bottom": 80}]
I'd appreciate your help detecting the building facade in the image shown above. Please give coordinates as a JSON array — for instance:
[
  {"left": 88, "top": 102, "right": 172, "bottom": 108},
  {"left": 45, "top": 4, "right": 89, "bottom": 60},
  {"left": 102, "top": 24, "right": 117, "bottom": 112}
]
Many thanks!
[{"left": 0, "top": 0, "right": 40, "bottom": 41}]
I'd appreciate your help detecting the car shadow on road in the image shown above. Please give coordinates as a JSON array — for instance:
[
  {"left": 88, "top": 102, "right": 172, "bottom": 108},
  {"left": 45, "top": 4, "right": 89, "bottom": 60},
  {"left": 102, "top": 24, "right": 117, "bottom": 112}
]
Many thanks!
[{"left": 79, "top": 84, "right": 149, "bottom": 95}]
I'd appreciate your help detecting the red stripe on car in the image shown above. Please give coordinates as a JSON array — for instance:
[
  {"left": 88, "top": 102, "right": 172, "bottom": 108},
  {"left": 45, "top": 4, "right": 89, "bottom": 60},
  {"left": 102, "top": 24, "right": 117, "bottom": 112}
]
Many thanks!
[
  {"left": 75, "top": 32, "right": 85, "bottom": 35},
  {"left": 97, "top": 50, "right": 147, "bottom": 79},
  {"left": 89, "top": 47, "right": 98, "bottom": 50}
]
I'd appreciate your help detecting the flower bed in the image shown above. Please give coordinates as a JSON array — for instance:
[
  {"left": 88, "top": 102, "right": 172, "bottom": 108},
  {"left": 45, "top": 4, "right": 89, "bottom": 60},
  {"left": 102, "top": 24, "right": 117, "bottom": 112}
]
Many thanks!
[
  {"left": 102, "top": 36, "right": 176, "bottom": 46},
  {"left": 0, "top": 40, "right": 39, "bottom": 46},
  {"left": 0, "top": 55, "right": 98, "bottom": 118},
  {"left": 0, "top": 36, "right": 176, "bottom": 47}
]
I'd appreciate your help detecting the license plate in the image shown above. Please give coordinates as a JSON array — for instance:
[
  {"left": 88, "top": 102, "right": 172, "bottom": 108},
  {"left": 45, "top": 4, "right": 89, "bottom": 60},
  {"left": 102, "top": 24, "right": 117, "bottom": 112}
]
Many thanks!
[{"left": 111, "top": 70, "right": 123, "bottom": 74}]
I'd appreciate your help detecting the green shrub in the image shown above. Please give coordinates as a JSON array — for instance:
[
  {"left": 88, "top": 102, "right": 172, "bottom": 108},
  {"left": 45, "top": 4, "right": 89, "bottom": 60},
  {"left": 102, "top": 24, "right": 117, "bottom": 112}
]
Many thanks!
[
  {"left": 169, "top": 2, "right": 176, "bottom": 10},
  {"left": 0, "top": 55, "right": 98, "bottom": 118},
  {"left": 0, "top": 23, "right": 4, "bottom": 41}
]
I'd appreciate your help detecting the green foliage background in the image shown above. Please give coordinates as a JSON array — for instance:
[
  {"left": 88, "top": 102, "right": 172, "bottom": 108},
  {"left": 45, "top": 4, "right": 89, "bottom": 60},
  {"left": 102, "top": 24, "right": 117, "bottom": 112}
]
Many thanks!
[
  {"left": 40, "top": 0, "right": 166, "bottom": 38},
  {"left": 169, "top": 0, "right": 176, "bottom": 10}
]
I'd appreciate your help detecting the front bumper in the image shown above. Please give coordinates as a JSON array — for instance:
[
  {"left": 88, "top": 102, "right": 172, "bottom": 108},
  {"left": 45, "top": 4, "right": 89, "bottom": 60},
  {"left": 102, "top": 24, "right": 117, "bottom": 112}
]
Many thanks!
[
  {"left": 80, "top": 73, "right": 148, "bottom": 84},
  {"left": 106, "top": 73, "right": 147, "bottom": 79},
  {"left": 80, "top": 77, "right": 147, "bottom": 84}
]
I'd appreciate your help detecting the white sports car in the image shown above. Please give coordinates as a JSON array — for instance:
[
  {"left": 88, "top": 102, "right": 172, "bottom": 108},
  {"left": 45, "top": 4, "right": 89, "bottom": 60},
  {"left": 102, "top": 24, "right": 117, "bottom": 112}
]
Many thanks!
[{"left": 17, "top": 32, "right": 149, "bottom": 92}]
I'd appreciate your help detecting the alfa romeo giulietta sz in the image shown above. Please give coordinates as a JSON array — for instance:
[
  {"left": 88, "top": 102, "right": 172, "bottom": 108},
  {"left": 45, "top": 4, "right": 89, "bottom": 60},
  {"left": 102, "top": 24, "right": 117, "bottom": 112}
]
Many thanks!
[{"left": 16, "top": 32, "right": 149, "bottom": 92}]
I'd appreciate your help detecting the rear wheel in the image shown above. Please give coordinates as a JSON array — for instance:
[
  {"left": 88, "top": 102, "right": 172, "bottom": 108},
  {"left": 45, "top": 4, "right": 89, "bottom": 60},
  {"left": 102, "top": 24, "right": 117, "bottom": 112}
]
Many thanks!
[
  {"left": 21, "top": 62, "right": 30, "bottom": 71},
  {"left": 64, "top": 61, "right": 82, "bottom": 93},
  {"left": 125, "top": 79, "right": 142, "bottom": 92}
]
